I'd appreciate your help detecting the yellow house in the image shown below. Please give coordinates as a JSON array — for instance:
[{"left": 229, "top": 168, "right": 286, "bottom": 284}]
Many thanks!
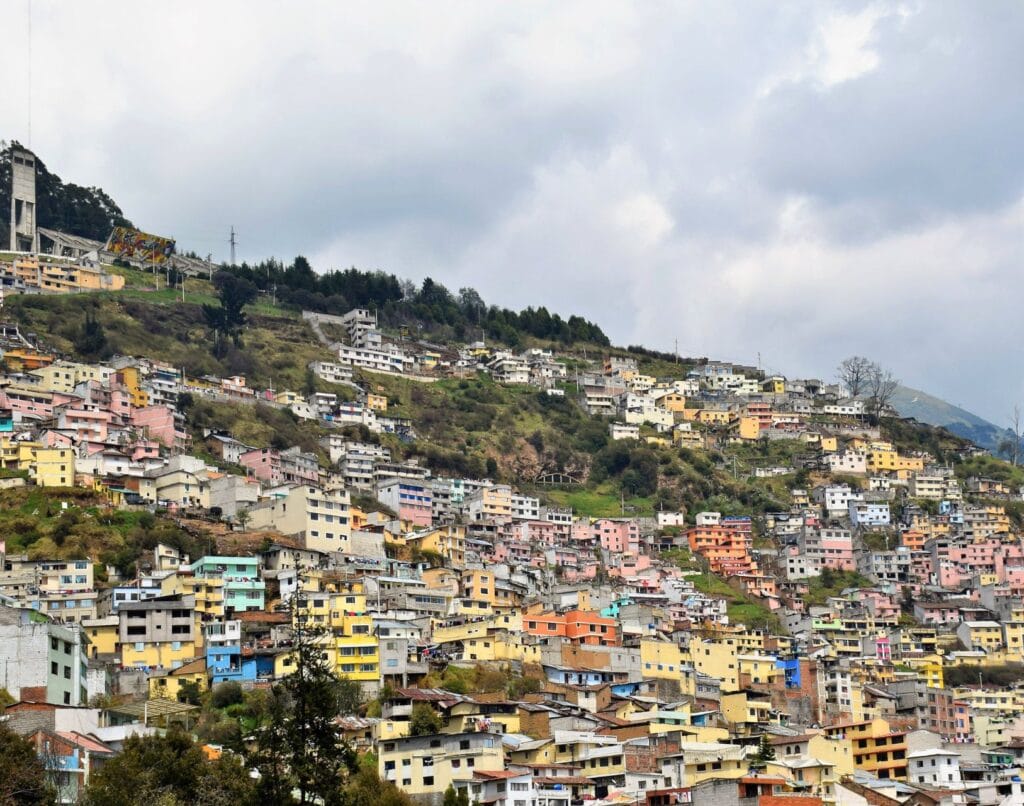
[
  {"left": 378, "top": 733, "right": 505, "bottom": 797},
  {"left": 739, "top": 654, "right": 782, "bottom": 687},
  {"left": 81, "top": 616, "right": 119, "bottom": 659},
  {"left": 820, "top": 436, "right": 839, "bottom": 452},
  {"left": 762, "top": 377, "right": 786, "bottom": 394},
  {"left": 720, "top": 690, "right": 774, "bottom": 734},
  {"left": 958, "top": 621, "right": 1005, "bottom": 653},
  {"left": 121, "top": 638, "right": 197, "bottom": 671},
  {"left": 1005, "top": 621, "right": 1024, "bottom": 661},
  {"left": 30, "top": 361, "right": 113, "bottom": 393},
  {"left": 462, "top": 570, "right": 497, "bottom": 607},
  {"left": 507, "top": 739, "right": 557, "bottom": 766},
  {"left": 737, "top": 416, "right": 761, "bottom": 440},
  {"left": 694, "top": 409, "right": 735, "bottom": 426},
  {"left": 577, "top": 745, "right": 627, "bottom": 780},
  {"left": 148, "top": 657, "right": 208, "bottom": 701},
  {"left": 821, "top": 719, "right": 907, "bottom": 780},
  {"left": 407, "top": 525, "right": 468, "bottom": 568},
  {"left": 687, "top": 638, "right": 741, "bottom": 691},
  {"left": 366, "top": 393, "right": 388, "bottom": 412},
  {"left": 274, "top": 390, "right": 301, "bottom": 405},
  {"left": 334, "top": 614, "right": 380, "bottom": 685},
  {"left": 655, "top": 392, "right": 687, "bottom": 412},
  {"left": 866, "top": 445, "right": 925, "bottom": 473},
  {"left": 765, "top": 757, "right": 836, "bottom": 805},
  {"left": 162, "top": 572, "right": 225, "bottom": 620},
  {"left": 641, "top": 639, "right": 696, "bottom": 696},
  {"left": 663, "top": 742, "right": 747, "bottom": 787},
  {"left": 901, "top": 655, "right": 944, "bottom": 689},
  {"left": 115, "top": 365, "right": 149, "bottom": 407},
  {"left": 33, "top": 447, "right": 75, "bottom": 487},
  {"left": 433, "top": 613, "right": 523, "bottom": 646}
]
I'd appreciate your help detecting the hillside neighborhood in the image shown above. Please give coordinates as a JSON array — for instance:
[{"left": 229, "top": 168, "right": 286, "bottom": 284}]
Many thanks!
[{"left": 5, "top": 147, "right": 1024, "bottom": 806}]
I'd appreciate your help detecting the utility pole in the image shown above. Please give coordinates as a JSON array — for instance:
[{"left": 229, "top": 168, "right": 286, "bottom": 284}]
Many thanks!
[{"left": 229, "top": 226, "right": 237, "bottom": 267}]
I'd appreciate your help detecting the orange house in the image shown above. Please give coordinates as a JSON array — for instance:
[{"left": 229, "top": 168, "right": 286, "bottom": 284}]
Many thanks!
[
  {"left": 900, "top": 529, "right": 928, "bottom": 551},
  {"left": 523, "top": 609, "right": 619, "bottom": 646},
  {"left": 687, "top": 526, "right": 755, "bottom": 576}
]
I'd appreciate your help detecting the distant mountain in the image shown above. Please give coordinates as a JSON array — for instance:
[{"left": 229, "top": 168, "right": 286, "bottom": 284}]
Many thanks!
[{"left": 891, "top": 385, "right": 1009, "bottom": 454}]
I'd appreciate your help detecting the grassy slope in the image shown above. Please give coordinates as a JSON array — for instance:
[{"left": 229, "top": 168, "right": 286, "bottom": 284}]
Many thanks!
[{"left": 7, "top": 289, "right": 331, "bottom": 391}]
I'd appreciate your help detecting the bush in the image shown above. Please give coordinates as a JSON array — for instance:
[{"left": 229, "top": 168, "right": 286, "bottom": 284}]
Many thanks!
[{"left": 211, "top": 681, "right": 244, "bottom": 709}]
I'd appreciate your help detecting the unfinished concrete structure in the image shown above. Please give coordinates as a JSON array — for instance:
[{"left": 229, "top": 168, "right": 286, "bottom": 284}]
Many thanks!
[{"left": 9, "top": 148, "right": 39, "bottom": 252}]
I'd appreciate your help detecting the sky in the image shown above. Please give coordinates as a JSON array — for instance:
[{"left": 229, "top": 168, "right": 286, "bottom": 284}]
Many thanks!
[{"left": 1, "top": 2, "right": 1022, "bottom": 423}]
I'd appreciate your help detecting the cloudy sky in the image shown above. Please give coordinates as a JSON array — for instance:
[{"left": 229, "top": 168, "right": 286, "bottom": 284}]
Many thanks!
[{"left": 2, "top": 2, "right": 1022, "bottom": 422}]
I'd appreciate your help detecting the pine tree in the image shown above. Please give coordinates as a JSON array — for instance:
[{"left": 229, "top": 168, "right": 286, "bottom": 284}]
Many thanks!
[
  {"left": 74, "top": 309, "right": 108, "bottom": 359},
  {"left": 250, "top": 602, "right": 357, "bottom": 805}
]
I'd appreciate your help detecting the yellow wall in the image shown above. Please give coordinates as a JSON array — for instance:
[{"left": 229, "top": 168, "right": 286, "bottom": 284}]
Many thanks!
[{"left": 121, "top": 640, "right": 197, "bottom": 670}]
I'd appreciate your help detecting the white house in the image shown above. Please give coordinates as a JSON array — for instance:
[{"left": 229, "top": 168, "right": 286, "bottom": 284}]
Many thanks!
[
  {"left": 848, "top": 496, "right": 891, "bottom": 527},
  {"left": 907, "top": 748, "right": 962, "bottom": 788}
]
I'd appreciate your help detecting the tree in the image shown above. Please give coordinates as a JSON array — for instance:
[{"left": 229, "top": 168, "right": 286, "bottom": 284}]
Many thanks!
[
  {"left": 74, "top": 308, "right": 109, "bottom": 360},
  {"left": 81, "top": 729, "right": 254, "bottom": 806},
  {"left": 203, "top": 270, "right": 258, "bottom": 347},
  {"left": 867, "top": 364, "right": 899, "bottom": 421},
  {"left": 341, "top": 766, "right": 413, "bottom": 806},
  {"left": 409, "top": 702, "right": 443, "bottom": 736},
  {"left": 336, "top": 677, "right": 364, "bottom": 716},
  {"left": 249, "top": 607, "right": 356, "bottom": 805},
  {"left": 177, "top": 679, "right": 203, "bottom": 706},
  {"left": 210, "top": 681, "right": 244, "bottom": 709},
  {"left": 750, "top": 733, "right": 776, "bottom": 768},
  {"left": 442, "top": 785, "right": 469, "bottom": 806},
  {"left": 303, "top": 367, "right": 318, "bottom": 398},
  {"left": 235, "top": 508, "right": 252, "bottom": 531},
  {"left": 0, "top": 722, "right": 54, "bottom": 806},
  {"left": 837, "top": 356, "right": 874, "bottom": 398},
  {"left": 1001, "top": 405, "right": 1023, "bottom": 466}
]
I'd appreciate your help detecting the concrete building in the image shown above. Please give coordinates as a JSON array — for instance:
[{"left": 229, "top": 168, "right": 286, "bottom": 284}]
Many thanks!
[
  {"left": 0, "top": 603, "right": 89, "bottom": 705},
  {"left": 9, "top": 148, "right": 40, "bottom": 252},
  {"left": 118, "top": 594, "right": 197, "bottom": 671}
]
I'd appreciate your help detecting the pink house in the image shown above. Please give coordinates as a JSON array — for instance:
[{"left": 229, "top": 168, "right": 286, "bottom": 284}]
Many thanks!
[
  {"left": 130, "top": 405, "right": 183, "bottom": 448},
  {"left": 593, "top": 519, "right": 642, "bottom": 555},
  {"left": 131, "top": 440, "right": 161, "bottom": 462},
  {"left": 57, "top": 408, "right": 112, "bottom": 442},
  {"left": 507, "top": 520, "right": 560, "bottom": 546},
  {"left": 109, "top": 388, "right": 133, "bottom": 419},
  {"left": 820, "top": 529, "right": 855, "bottom": 571},
  {"left": 611, "top": 554, "right": 652, "bottom": 578},
  {"left": 240, "top": 448, "right": 281, "bottom": 484}
]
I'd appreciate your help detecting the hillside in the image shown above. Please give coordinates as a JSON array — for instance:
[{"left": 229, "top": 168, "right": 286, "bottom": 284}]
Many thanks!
[
  {"left": 891, "top": 384, "right": 1011, "bottom": 455},
  {"left": 1, "top": 287, "right": 939, "bottom": 526},
  {"left": 5, "top": 285, "right": 332, "bottom": 391}
]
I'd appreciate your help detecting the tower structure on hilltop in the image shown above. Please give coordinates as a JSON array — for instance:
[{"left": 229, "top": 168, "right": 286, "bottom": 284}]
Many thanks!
[{"left": 9, "top": 146, "right": 39, "bottom": 252}]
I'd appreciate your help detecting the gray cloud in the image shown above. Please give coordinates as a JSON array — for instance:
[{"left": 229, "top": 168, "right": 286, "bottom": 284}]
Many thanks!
[{"left": 1, "top": 1, "right": 1022, "bottom": 423}]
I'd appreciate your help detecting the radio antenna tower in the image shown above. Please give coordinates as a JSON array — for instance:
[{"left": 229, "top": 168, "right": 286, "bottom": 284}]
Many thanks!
[{"left": 229, "top": 226, "right": 237, "bottom": 266}]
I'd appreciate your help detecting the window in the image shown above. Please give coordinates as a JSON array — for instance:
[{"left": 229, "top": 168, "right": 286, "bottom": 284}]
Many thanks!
[{"left": 51, "top": 661, "right": 58, "bottom": 675}]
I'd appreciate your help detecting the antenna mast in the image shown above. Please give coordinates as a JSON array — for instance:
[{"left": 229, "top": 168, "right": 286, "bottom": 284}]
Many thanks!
[{"left": 229, "top": 226, "right": 237, "bottom": 266}]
